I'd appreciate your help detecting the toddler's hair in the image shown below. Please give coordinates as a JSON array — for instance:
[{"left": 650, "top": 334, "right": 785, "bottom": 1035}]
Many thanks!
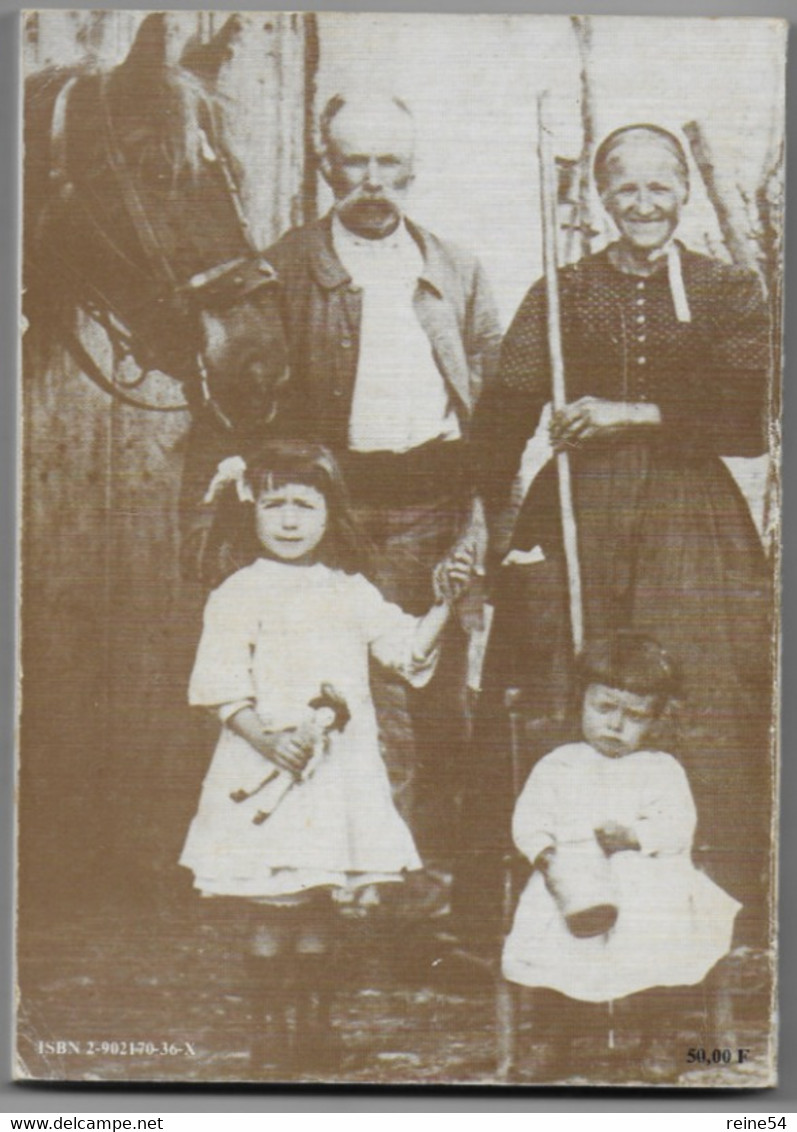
[{"left": 577, "top": 631, "right": 680, "bottom": 713}]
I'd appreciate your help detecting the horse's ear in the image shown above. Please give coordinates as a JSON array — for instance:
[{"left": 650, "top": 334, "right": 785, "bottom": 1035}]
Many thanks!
[
  {"left": 120, "top": 13, "right": 169, "bottom": 71},
  {"left": 181, "top": 15, "right": 244, "bottom": 86},
  {"left": 119, "top": 13, "right": 193, "bottom": 74}
]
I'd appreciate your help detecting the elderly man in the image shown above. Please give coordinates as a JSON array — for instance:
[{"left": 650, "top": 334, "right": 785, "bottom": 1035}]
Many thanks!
[
  {"left": 266, "top": 91, "right": 502, "bottom": 913},
  {"left": 184, "top": 92, "right": 501, "bottom": 917}
]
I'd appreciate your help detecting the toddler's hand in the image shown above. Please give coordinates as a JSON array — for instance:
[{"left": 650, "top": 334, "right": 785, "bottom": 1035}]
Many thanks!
[
  {"left": 433, "top": 541, "right": 478, "bottom": 605},
  {"left": 595, "top": 821, "right": 639, "bottom": 855}
]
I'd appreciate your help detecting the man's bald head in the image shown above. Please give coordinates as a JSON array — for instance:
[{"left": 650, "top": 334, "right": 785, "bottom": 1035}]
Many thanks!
[
  {"left": 319, "top": 93, "right": 415, "bottom": 159},
  {"left": 319, "top": 93, "right": 416, "bottom": 239}
]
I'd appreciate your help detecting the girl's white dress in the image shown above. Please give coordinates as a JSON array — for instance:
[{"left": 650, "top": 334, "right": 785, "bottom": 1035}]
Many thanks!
[
  {"left": 502, "top": 742, "right": 741, "bottom": 1002},
  {"left": 180, "top": 558, "right": 433, "bottom": 898}
]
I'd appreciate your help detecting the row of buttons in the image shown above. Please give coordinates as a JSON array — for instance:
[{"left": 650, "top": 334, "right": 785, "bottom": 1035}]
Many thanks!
[
  {"left": 635, "top": 280, "right": 647, "bottom": 366},
  {"left": 635, "top": 279, "right": 649, "bottom": 399}
]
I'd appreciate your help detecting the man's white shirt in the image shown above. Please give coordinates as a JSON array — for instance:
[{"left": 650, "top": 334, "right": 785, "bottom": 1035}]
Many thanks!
[{"left": 332, "top": 213, "right": 461, "bottom": 454}]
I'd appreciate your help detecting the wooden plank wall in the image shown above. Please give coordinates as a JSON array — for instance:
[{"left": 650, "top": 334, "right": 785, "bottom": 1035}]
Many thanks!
[{"left": 20, "top": 11, "right": 314, "bottom": 907}]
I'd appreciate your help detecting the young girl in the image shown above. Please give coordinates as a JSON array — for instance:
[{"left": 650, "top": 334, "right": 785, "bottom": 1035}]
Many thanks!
[
  {"left": 180, "top": 439, "right": 474, "bottom": 1075},
  {"left": 502, "top": 632, "right": 741, "bottom": 1083}
]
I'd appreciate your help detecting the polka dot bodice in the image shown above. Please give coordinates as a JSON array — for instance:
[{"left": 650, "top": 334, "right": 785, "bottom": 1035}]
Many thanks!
[{"left": 475, "top": 243, "right": 770, "bottom": 502}]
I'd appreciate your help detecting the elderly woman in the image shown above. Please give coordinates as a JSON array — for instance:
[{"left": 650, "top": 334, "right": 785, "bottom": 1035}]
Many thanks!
[{"left": 465, "top": 124, "right": 773, "bottom": 944}]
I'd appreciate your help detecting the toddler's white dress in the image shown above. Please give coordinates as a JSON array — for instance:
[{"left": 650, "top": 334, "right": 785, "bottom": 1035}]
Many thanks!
[
  {"left": 180, "top": 559, "right": 432, "bottom": 898},
  {"left": 502, "top": 742, "right": 741, "bottom": 1001}
]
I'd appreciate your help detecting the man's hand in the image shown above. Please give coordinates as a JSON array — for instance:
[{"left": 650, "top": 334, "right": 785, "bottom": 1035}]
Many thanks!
[
  {"left": 550, "top": 397, "right": 661, "bottom": 447},
  {"left": 433, "top": 541, "right": 478, "bottom": 605}
]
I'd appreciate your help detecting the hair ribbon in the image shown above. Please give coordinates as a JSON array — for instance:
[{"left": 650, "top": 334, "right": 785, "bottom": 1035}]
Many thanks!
[{"left": 203, "top": 455, "right": 255, "bottom": 504}]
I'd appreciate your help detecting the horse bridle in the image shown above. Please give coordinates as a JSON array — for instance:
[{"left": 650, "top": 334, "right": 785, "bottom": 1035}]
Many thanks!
[{"left": 39, "top": 69, "right": 285, "bottom": 427}]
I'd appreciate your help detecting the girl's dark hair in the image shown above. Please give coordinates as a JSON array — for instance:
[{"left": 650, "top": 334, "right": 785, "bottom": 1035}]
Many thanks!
[
  {"left": 577, "top": 631, "right": 680, "bottom": 713},
  {"left": 203, "top": 440, "right": 369, "bottom": 587},
  {"left": 593, "top": 124, "right": 690, "bottom": 197},
  {"left": 248, "top": 440, "right": 368, "bottom": 573}
]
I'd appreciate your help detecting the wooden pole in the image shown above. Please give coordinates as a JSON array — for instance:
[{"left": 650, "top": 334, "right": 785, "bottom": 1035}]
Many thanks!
[
  {"left": 538, "top": 91, "right": 584, "bottom": 654},
  {"left": 494, "top": 102, "right": 588, "bottom": 1079},
  {"left": 494, "top": 686, "right": 526, "bottom": 1081},
  {"left": 570, "top": 15, "right": 598, "bottom": 261}
]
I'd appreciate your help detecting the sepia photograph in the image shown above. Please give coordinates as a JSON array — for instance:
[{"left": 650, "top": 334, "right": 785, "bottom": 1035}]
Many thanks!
[{"left": 16, "top": 10, "right": 785, "bottom": 1088}]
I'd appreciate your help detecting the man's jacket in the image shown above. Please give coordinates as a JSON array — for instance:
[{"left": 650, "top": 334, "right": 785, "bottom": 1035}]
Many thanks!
[{"left": 265, "top": 214, "right": 502, "bottom": 450}]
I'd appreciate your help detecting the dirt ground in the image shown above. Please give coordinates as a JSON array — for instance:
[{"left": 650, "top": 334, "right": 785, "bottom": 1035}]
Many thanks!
[{"left": 15, "top": 893, "right": 775, "bottom": 1089}]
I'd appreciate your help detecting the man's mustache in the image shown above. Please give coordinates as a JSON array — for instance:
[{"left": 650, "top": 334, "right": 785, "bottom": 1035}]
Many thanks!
[
  {"left": 340, "top": 188, "right": 393, "bottom": 209},
  {"left": 336, "top": 179, "right": 413, "bottom": 210}
]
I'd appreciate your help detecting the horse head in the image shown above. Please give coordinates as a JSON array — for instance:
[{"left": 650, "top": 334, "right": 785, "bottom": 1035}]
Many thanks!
[{"left": 24, "top": 13, "right": 290, "bottom": 437}]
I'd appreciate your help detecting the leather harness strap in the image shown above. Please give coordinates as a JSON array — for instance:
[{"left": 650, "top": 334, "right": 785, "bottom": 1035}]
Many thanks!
[
  {"left": 37, "top": 68, "right": 283, "bottom": 423},
  {"left": 99, "top": 74, "right": 179, "bottom": 288},
  {"left": 59, "top": 320, "right": 189, "bottom": 413}
]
